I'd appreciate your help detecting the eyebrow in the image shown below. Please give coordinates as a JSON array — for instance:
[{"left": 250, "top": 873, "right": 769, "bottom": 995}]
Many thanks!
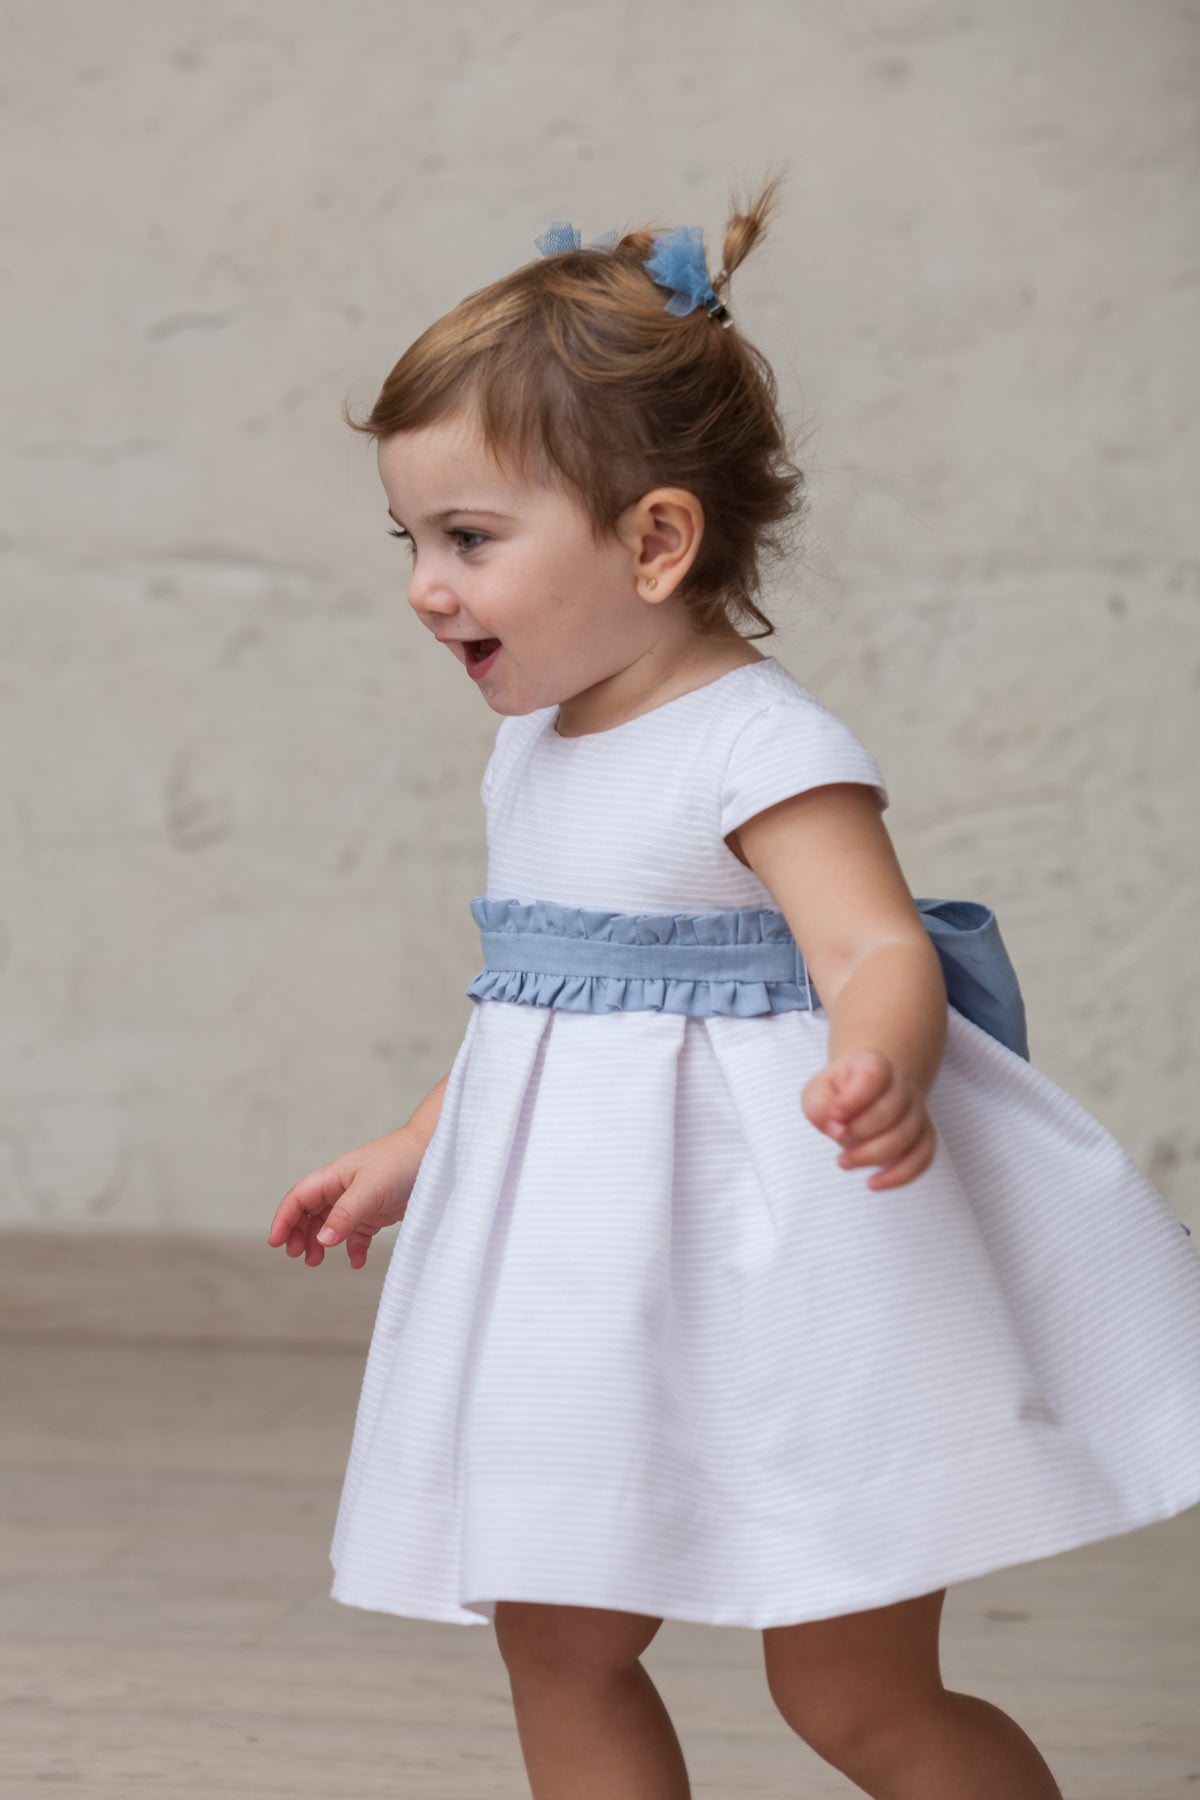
[{"left": 387, "top": 505, "right": 514, "bottom": 527}]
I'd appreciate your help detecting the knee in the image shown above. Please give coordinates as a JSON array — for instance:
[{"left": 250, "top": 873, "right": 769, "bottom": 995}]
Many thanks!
[
  {"left": 766, "top": 1667, "right": 940, "bottom": 1775},
  {"left": 494, "top": 1601, "right": 663, "bottom": 1687}
]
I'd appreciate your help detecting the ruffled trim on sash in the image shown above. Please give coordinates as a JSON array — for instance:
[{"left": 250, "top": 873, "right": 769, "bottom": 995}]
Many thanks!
[{"left": 465, "top": 895, "right": 813, "bottom": 1017}]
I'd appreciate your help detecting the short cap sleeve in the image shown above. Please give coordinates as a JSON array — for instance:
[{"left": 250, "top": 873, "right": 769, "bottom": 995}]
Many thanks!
[{"left": 719, "top": 700, "right": 889, "bottom": 838}]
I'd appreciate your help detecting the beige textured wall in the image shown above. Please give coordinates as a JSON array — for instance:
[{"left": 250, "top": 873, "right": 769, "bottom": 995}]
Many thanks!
[{"left": 2, "top": 1, "right": 1196, "bottom": 1235}]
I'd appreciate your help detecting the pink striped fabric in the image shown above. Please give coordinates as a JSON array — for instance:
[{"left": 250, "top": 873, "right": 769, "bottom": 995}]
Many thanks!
[{"left": 329, "top": 657, "right": 1200, "bottom": 1628}]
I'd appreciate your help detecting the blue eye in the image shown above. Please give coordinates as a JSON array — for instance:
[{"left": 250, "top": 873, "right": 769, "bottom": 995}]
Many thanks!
[{"left": 386, "top": 526, "right": 487, "bottom": 555}]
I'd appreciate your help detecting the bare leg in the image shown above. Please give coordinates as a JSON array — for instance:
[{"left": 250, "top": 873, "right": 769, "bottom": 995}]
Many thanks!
[
  {"left": 763, "top": 1588, "right": 1063, "bottom": 1799},
  {"left": 494, "top": 1600, "right": 691, "bottom": 1800},
  {"left": 853, "top": 1690, "right": 1065, "bottom": 1798}
]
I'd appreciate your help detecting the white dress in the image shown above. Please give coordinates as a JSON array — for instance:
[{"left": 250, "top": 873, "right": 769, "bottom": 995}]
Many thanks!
[{"left": 329, "top": 656, "right": 1200, "bottom": 1630}]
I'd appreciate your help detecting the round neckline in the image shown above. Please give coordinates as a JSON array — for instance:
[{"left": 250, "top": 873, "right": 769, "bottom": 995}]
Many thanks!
[{"left": 548, "top": 657, "right": 777, "bottom": 741}]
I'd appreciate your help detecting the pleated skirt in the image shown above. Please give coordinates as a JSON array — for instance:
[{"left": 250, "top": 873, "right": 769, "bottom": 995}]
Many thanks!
[{"left": 329, "top": 994, "right": 1200, "bottom": 1629}]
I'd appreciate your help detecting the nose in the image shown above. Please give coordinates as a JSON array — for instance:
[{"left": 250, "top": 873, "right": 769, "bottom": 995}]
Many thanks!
[{"left": 405, "top": 561, "right": 459, "bottom": 630}]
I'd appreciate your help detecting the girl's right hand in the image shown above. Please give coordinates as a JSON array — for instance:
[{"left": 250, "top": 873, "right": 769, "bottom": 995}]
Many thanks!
[{"left": 267, "top": 1127, "right": 426, "bottom": 1270}]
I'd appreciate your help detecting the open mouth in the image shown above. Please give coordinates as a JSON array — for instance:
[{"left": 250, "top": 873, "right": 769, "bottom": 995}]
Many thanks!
[{"left": 466, "top": 637, "right": 501, "bottom": 664}]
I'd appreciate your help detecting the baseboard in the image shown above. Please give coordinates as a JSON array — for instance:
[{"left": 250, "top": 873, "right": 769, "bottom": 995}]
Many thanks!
[{"left": 0, "top": 1227, "right": 391, "bottom": 1351}]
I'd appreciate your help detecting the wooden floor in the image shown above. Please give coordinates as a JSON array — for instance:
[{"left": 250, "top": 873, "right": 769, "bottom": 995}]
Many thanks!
[{"left": 3, "top": 1229, "right": 1198, "bottom": 1798}]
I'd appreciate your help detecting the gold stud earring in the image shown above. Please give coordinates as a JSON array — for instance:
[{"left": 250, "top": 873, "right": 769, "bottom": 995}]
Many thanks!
[{"left": 646, "top": 577, "right": 658, "bottom": 591}]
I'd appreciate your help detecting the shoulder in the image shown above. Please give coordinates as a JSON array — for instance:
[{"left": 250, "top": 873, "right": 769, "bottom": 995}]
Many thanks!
[
  {"left": 717, "top": 662, "right": 890, "bottom": 834},
  {"left": 707, "top": 656, "right": 875, "bottom": 740},
  {"left": 719, "top": 656, "right": 866, "bottom": 727}
]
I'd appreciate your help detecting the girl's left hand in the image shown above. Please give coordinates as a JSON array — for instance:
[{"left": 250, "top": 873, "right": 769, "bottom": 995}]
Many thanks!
[{"left": 801, "top": 1048, "right": 937, "bottom": 1191}]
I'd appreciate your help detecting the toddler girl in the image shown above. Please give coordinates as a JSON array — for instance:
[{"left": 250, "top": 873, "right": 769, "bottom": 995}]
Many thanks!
[{"left": 268, "top": 179, "right": 1200, "bottom": 1799}]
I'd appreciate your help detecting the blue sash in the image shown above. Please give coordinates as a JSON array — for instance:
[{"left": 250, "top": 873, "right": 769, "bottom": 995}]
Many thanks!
[{"left": 466, "top": 894, "right": 1030, "bottom": 1061}]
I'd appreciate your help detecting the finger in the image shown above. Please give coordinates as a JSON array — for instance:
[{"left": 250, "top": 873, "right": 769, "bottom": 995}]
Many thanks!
[
  {"left": 267, "top": 1166, "right": 349, "bottom": 1246},
  {"left": 827, "top": 1050, "right": 891, "bottom": 1119},
  {"left": 266, "top": 1166, "right": 352, "bottom": 1252},
  {"left": 801, "top": 1069, "right": 842, "bottom": 1127},
  {"left": 804, "top": 1061, "right": 884, "bottom": 1136},
  {"left": 286, "top": 1208, "right": 324, "bottom": 1257},
  {"left": 836, "top": 1109, "right": 926, "bottom": 1172},
  {"left": 865, "top": 1131, "right": 938, "bottom": 1191},
  {"left": 837, "top": 1113, "right": 923, "bottom": 1171},
  {"left": 303, "top": 1210, "right": 328, "bottom": 1266},
  {"left": 315, "top": 1178, "right": 383, "bottom": 1248},
  {"left": 831, "top": 1083, "right": 908, "bottom": 1147},
  {"left": 268, "top": 1189, "right": 314, "bottom": 1247},
  {"left": 267, "top": 1198, "right": 299, "bottom": 1247}
]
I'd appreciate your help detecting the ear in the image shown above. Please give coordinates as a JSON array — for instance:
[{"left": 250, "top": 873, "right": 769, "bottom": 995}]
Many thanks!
[{"left": 616, "top": 488, "right": 705, "bottom": 600}]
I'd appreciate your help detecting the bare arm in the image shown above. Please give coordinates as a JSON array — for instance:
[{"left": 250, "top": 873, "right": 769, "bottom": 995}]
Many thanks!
[
  {"left": 825, "top": 939, "right": 946, "bottom": 1099},
  {"left": 729, "top": 782, "right": 946, "bottom": 1188},
  {"left": 268, "top": 1066, "right": 454, "bottom": 1268},
  {"left": 403, "top": 1070, "right": 451, "bottom": 1154}
]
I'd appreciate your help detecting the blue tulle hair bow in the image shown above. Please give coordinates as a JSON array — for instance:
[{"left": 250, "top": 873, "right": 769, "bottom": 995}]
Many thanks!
[
  {"left": 642, "top": 223, "right": 722, "bottom": 318},
  {"left": 534, "top": 219, "right": 730, "bottom": 323},
  {"left": 534, "top": 221, "right": 620, "bottom": 255}
]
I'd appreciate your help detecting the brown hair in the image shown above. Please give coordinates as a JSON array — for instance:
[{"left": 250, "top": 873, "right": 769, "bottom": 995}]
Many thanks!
[{"left": 344, "top": 173, "right": 805, "bottom": 640}]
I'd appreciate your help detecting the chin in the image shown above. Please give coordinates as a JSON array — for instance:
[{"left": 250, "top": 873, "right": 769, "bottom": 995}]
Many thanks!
[{"left": 490, "top": 697, "right": 544, "bottom": 718}]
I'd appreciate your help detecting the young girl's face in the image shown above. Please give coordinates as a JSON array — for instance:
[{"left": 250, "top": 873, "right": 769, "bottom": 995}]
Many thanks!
[{"left": 377, "top": 406, "right": 681, "bottom": 718}]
